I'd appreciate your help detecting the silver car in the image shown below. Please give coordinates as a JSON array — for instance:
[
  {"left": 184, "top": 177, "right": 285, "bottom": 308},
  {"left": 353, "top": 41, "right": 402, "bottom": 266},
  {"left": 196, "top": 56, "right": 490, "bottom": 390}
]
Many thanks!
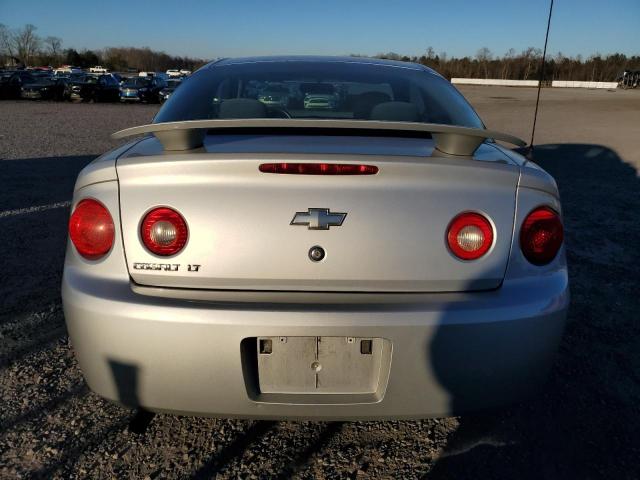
[
  {"left": 62, "top": 56, "right": 568, "bottom": 420},
  {"left": 303, "top": 93, "right": 338, "bottom": 110}
]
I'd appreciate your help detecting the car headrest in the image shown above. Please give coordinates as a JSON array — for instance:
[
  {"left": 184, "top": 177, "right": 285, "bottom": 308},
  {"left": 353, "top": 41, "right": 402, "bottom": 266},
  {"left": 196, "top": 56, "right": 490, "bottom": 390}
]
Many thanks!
[
  {"left": 369, "top": 101, "right": 420, "bottom": 122},
  {"left": 218, "top": 98, "right": 267, "bottom": 119},
  {"left": 352, "top": 92, "right": 391, "bottom": 119}
]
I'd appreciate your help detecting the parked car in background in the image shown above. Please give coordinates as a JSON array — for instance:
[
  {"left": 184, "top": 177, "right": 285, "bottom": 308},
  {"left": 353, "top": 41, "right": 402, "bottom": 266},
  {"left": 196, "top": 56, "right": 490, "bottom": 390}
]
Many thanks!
[
  {"left": 158, "top": 78, "right": 182, "bottom": 102},
  {"left": 618, "top": 69, "right": 640, "bottom": 89},
  {"left": 54, "top": 71, "right": 85, "bottom": 83},
  {"left": 29, "top": 66, "right": 53, "bottom": 73},
  {"left": 0, "top": 72, "right": 14, "bottom": 99},
  {"left": 303, "top": 93, "right": 338, "bottom": 110},
  {"left": 110, "top": 73, "right": 123, "bottom": 84},
  {"left": 90, "top": 66, "right": 109, "bottom": 74},
  {"left": 65, "top": 74, "right": 120, "bottom": 102},
  {"left": 0, "top": 71, "right": 38, "bottom": 99},
  {"left": 20, "top": 76, "right": 67, "bottom": 100},
  {"left": 301, "top": 83, "right": 339, "bottom": 110},
  {"left": 0, "top": 70, "right": 17, "bottom": 98},
  {"left": 179, "top": 69, "right": 191, "bottom": 76},
  {"left": 0, "top": 70, "right": 13, "bottom": 81},
  {"left": 54, "top": 66, "right": 83, "bottom": 75},
  {"left": 166, "top": 69, "right": 181, "bottom": 77},
  {"left": 120, "top": 76, "right": 166, "bottom": 103}
]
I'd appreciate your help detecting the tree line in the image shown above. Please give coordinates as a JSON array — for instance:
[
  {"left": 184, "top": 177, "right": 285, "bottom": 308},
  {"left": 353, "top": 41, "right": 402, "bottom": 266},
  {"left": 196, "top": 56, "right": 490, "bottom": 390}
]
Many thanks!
[
  {"left": 0, "top": 24, "right": 206, "bottom": 72},
  {"left": 1, "top": 24, "right": 638, "bottom": 81},
  {"left": 369, "top": 47, "right": 640, "bottom": 82}
]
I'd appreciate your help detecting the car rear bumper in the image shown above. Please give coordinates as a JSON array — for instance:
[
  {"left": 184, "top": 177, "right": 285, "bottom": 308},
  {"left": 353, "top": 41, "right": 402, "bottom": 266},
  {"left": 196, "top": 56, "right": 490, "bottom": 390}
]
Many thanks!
[
  {"left": 62, "top": 267, "right": 568, "bottom": 420},
  {"left": 21, "top": 91, "right": 42, "bottom": 99}
]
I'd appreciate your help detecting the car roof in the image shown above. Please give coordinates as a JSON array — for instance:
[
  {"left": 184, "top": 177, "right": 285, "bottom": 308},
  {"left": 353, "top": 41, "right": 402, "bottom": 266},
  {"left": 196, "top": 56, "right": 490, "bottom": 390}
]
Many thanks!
[{"left": 209, "top": 55, "right": 439, "bottom": 75}]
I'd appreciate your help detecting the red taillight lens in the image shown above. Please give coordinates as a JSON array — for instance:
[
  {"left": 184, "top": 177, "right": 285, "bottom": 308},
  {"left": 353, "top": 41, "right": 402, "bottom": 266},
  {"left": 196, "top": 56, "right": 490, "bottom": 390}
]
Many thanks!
[
  {"left": 520, "top": 207, "right": 563, "bottom": 265},
  {"left": 447, "top": 212, "right": 494, "bottom": 260},
  {"left": 259, "top": 163, "right": 378, "bottom": 175},
  {"left": 69, "top": 199, "right": 115, "bottom": 260},
  {"left": 140, "top": 207, "right": 188, "bottom": 256}
]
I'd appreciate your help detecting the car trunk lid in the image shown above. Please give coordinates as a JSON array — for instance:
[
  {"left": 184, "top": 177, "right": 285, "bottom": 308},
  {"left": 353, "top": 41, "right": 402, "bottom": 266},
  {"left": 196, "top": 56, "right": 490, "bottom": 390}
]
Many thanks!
[{"left": 116, "top": 135, "right": 519, "bottom": 293}]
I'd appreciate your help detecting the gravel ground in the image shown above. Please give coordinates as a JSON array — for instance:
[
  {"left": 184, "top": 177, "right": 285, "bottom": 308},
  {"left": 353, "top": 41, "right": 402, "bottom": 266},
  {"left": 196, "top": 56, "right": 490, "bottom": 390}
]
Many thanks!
[{"left": 1, "top": 90, "right": 640, "bottom": 479}]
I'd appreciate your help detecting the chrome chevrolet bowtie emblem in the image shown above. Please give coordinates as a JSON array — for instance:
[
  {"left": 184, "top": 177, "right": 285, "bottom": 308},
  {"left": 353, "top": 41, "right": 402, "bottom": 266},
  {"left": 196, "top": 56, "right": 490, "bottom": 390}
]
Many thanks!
[{"left": 291, "top": 208, "right": 347, "bottom": 230}]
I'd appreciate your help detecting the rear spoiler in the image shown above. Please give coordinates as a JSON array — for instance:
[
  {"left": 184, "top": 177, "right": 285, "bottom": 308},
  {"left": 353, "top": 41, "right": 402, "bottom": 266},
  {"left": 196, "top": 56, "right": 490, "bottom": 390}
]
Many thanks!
[{"left": 112, "top": 119, "right": 526, "bottom": 156}]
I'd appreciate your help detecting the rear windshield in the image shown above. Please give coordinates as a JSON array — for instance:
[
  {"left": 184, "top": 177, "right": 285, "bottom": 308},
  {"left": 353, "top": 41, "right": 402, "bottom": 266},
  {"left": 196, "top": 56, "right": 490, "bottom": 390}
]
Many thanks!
[
  {"left": 33, "top": 77, "right": 55, "bottom": 85},
  {"left": 123, "top": 78, "right": 151, "bottom": 87},
  {"left": 154, "top": 60, "right": 483, "bottom": 128}
]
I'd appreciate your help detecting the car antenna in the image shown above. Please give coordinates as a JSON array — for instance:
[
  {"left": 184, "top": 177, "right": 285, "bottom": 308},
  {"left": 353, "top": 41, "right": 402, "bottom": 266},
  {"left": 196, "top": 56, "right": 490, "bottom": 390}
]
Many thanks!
[{"left": 528, "top": 0, "right": 554, "bottom": 159}]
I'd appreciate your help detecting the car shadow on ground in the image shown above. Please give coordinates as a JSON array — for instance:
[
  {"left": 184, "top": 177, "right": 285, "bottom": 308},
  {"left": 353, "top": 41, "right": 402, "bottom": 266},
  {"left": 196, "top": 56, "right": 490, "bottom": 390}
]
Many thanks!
[
  {"left": 426, "top": 144, "right": 640, "bottom": 479},
  {"left": 0, "top": 156, "right": 96, "bottom": 366}
]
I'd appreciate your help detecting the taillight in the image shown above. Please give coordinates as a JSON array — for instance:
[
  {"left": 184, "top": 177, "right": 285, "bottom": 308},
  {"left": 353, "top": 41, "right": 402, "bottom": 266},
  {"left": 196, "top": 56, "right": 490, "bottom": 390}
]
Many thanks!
[
  {"left": 520, "top": 207, "right": 563, "bottom": 265},
  {"left": 69, "top": 199, "right": 115, "bottom": 260},
  {"left": 447, "top": 212, "right": 494, "bottom": 260},
  {"left": 140, "top": 207, "right": 188, "bottom": 256},
  {"left": 259, "top": 163, "right": 378, "bottom": 175}
]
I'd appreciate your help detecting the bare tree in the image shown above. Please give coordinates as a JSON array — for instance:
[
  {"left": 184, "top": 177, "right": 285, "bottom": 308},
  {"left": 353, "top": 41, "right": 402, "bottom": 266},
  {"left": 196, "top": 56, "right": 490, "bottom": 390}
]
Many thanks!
[
  {"left": 521, "top": 47, "right": 542, "bottom": 80},
  {"left": 45, "top": 36, "right": 62, "bottom": 59},
  {"left": 13, "top": 24, "right": 41, "bottom": 65},
  {"left": 476, "top": 47, "right": 492, "bottom": 78},
  {"left": 501, "top": 48, "right": 516, "bottom": 79},
  {"left": 0, "top": 23, "right": 14, "bottom": 58},
  {"left": 425, "top": 46, "right": 436, "bottom": 60}
]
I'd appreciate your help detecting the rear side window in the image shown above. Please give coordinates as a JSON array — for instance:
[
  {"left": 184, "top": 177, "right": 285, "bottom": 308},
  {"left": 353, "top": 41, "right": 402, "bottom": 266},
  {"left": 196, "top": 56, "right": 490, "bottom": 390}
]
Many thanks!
[
  {"left": 155, "top": 60, "right": 483, "bottom": 128},
  {"left": 124, "top": 78, "right": 151, "bottom": 87}
]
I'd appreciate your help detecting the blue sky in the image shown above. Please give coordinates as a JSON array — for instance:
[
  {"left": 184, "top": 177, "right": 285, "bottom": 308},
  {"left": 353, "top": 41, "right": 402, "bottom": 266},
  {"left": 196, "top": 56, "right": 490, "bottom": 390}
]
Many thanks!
[{"left": 1, "top": 0, "right": 638, "bottom": 59}]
